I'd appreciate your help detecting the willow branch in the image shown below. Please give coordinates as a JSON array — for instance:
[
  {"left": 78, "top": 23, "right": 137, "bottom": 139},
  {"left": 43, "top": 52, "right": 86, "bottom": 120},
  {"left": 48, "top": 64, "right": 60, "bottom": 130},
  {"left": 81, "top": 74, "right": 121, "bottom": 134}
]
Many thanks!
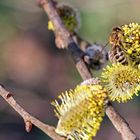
[
  {"left": 106, "top": 102, "right": 138, "bottom": 140},
  {"left": 39, "top": 0, "right": 139, "bottom": 139},
  {"left": 0, "top": 86, "right": 65, "bottom": 140},
  {"left": 38, "top": 0, "right": 92, "bottom": 80}
]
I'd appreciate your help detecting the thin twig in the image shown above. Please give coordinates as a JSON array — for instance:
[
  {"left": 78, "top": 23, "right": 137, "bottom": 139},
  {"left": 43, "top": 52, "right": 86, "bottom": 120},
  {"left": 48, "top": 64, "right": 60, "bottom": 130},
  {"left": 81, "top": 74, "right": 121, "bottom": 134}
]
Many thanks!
[
  {"left": 0, "top": 86, "right": 65, "bottom": 140},
  {"left": 106, "top": 102, "right": 138, "bottom": 140},
  {"left": 38, "top": 0, "right": 92, "bottom": 80},
  {"left": 39, "top": 0, "right": 139, "bottom": 139}
]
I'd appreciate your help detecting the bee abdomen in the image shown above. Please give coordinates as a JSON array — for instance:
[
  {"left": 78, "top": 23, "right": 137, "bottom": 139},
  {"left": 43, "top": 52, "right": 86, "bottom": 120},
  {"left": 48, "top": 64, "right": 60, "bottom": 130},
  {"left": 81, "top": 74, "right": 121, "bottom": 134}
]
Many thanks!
[{"left": 111, "top": 45, "right": 128, "bottom": 65}]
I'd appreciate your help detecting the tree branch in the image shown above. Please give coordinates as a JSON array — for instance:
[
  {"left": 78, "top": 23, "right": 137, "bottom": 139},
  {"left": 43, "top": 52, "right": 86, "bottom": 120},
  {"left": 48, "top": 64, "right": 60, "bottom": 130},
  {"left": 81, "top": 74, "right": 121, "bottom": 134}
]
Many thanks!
[
  {"left": 0, "top": 86, "right": 65, "bottom": 140},
  {"left": 0, "top": 0, "right": 138, "bottom": 140},
  {"left": 38, "top": 0, "right": 139, "bottom": 139},
  {"left": 105, "top": 102, "right": 138, "bottom": 140},
  {"left": 38, "top": 0, "right": 92, "bottom": 80}
]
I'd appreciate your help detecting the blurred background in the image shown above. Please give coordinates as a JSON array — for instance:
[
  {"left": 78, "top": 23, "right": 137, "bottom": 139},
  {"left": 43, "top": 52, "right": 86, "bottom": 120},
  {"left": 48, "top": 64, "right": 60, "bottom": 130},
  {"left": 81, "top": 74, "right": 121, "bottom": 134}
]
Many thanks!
[{"left": 0, "top": 0, "right": 140, "bottom": 140}]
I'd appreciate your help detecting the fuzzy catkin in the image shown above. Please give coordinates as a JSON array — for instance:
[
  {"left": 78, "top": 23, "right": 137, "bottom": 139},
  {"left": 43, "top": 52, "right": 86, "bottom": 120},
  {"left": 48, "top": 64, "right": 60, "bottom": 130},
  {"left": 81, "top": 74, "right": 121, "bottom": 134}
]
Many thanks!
[
  {"left": 52, "top": 85, "right": 107, "bottom": 140},
  {"left": 101, "top": 63, "right": 140, "bottom": 102}
]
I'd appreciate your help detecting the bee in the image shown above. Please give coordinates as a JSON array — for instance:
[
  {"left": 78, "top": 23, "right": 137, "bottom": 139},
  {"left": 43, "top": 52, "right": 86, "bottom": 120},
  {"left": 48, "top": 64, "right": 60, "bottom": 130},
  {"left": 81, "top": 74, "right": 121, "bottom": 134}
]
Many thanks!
[
  {"left": 109, "top": 27, "right": 128, "bottom": 65},
  {"left": 72, "top": 33, "right": 108, "bottom": 70}
]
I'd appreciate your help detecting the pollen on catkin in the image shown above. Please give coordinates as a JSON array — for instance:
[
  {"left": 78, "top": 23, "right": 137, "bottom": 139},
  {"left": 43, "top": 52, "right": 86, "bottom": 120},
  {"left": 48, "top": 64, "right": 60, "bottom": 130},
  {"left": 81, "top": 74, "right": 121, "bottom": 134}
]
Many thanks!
[
  {"left": 121, "top": 23, "right": 140, "bottom": 67},
  {"left": 51, "top": 84, "right": 107, "bottom": 140},
  {"left": 101, "top": 63, "right": 140, "bottom": 102},
  {"left": 48, "top": 21, "right": 55, "bottom": 31},
  {"left": 57, "top": 4, "right": 80, "bottom": 32},
  {"left": 48, "top": 4, "right": 80, "bottom": 33}
]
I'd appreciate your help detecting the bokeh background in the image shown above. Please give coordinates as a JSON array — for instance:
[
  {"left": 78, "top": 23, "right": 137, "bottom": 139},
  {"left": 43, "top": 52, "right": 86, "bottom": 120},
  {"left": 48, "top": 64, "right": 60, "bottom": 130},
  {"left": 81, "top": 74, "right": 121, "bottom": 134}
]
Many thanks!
[{"left": 0, "top": 0, "right": 140, "bottom": 140}]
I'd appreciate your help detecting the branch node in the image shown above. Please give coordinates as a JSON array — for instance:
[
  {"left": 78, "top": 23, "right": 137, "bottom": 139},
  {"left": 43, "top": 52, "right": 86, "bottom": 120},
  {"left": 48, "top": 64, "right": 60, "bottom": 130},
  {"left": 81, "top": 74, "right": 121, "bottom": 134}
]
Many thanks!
[
  {"left": 37, "top": 0, "right": 48, "bottom": 7},
  {"left": 24, "top": 120, "right": 33, "bottom": 133},
  {"left": 6, "top": 93, "right": 13, "bottom": 99},
  {"left": 80, "top": 78, "right": 101, "bottom": 85},
  {"left": 0, "top": 84, "right": 5, "bottom": 88}
]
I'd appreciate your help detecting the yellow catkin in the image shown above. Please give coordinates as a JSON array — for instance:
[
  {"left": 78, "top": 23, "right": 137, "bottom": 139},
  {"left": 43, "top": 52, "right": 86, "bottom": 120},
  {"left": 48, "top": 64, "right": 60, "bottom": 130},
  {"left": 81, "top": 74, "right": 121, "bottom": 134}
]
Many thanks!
[
  {"left": 101, "top": 63, "right": 140, "bottom": 102},
  {"left": 51, "top": 85, "right": 107, "bottom": 140},
  {"left": 109, "top": 23, "right": 140, "bottom": 68},
  {"left": 122, "top": 23, "right": 140, "bottom": 67}
]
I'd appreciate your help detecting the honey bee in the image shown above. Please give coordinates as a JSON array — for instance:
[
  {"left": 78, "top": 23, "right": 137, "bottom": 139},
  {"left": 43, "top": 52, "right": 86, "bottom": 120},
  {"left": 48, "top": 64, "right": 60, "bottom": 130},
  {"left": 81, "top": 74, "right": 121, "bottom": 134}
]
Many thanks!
[{"left": 109, "top": 27, "right": 128, "bottom": 65}]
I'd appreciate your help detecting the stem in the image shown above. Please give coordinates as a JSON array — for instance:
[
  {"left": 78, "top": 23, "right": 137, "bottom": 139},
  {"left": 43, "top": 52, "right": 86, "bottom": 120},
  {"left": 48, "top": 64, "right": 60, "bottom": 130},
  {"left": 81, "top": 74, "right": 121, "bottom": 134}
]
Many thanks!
[
  {"left": 38, "top": 0, "right": 139, "bottom": 139},
  {"left": 0, "top": 86, "right": 65, "bottom": 140}
]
